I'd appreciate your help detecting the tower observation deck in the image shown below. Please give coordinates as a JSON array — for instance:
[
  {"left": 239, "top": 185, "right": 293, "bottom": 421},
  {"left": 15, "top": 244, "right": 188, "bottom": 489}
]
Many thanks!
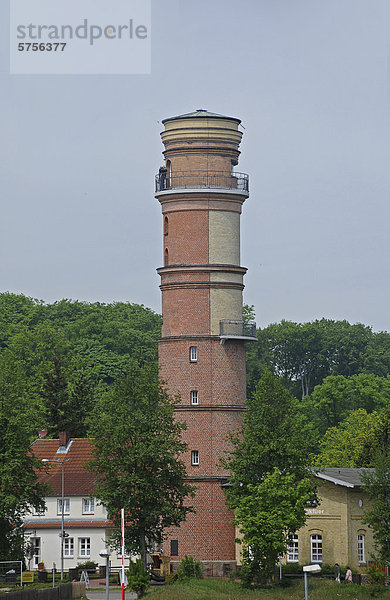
[{"left": 155, "top": 109, "right": 256, "bottom": 576}]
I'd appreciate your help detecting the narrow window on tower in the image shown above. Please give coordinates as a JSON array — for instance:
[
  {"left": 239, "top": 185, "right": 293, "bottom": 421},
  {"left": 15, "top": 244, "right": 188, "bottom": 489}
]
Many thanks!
[
  {"left": 164, "top": 216, "right": 168, "bottom": 236},
  {"left": 164, "top": 248, "right": 168, "bottom": 266},
  {"left": 189, "top": 346, "right": 197, "bottom": 362},
  {"left": 190, "top": 390, "right": 198, "bottom": 405},
  {"left": 170, "top": 539, "right": 178, "bottom": 556},
  {"left": 191, "top": 450, "right": 199, "bottom": 466}
]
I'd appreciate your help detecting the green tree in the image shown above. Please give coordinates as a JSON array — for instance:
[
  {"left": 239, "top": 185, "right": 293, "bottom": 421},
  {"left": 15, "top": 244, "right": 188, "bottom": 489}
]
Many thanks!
[
  {"left": 40, "top": 354, "right": 69, "bottom": 437},
  {"left": 314, "top": 409, "right": 382, "bottom": 468},
  {"left": 224, "top": 371, "right": 315, "bottom": 583},
  {"left": 307, "top": 373, "right": 390, "bottom": 437},
  {"left": 361, "top": 415, "right": 390, "bottom": 563},
  {"left": 234, "top": 469, "right": 313, "bottom": 584},
  {"left": 0, "top": 293, "right": 39, "bottom": 349},
  {"left": 364, "top": 332, "right": 390, "bottom": 377},
  {"left": 249, "top": 319, "right": 376, "bottom": 399},
  {"left": 88, "top": 363, "right": 194, "bottom": 567},
  {"left": 40, "top": 354, "right": 96, "bottom": 438},
  {"left": 0, "top": 351, "right": 46, "bottom": 560}
]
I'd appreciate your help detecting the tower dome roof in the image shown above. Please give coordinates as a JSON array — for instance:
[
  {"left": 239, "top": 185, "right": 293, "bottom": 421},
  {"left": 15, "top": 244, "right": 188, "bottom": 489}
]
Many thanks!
[{"left": 162, "top": 109, "right": 241, "bottom": 124}]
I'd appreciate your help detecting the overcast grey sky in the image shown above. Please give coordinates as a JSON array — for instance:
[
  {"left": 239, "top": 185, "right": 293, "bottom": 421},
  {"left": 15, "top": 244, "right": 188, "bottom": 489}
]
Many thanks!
[{"left": 1, "top": 0, "right": 389, "bottom": 331}]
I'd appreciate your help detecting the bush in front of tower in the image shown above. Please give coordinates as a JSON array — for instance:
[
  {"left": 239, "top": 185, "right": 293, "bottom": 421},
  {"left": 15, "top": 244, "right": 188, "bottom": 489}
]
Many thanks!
[
  {"left": 177, "top": 555, "right": 203, "bottom": 580},
  {"left": 126, "top": 559, "right": 149, "bottom": 597}
]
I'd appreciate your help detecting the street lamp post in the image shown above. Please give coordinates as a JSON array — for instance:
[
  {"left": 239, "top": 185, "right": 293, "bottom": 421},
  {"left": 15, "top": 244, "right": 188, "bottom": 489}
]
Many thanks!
[
  {"left": 42, "top": 458, "right": 69, "bottom": 580},
  {"left": 302, "top": 564, "right": 321, "bottom": 600},
  {"left": 99, "top": 549, "right": 110, "bottom": 600}
]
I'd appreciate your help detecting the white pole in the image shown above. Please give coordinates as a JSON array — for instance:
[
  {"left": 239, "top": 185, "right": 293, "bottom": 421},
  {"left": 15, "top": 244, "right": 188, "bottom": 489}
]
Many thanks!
[{"left": 304, "top": 571, "right": 308, "bottom": 600}]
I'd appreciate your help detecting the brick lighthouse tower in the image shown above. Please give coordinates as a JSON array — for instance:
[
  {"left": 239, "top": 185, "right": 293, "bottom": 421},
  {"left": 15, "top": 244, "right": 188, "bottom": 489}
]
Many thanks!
[{"left": 155, "top": 110, "right": 256, "bottom": 576}]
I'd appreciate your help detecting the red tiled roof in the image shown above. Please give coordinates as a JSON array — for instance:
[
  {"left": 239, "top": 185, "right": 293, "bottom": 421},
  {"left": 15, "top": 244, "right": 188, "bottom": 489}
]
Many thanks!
[
  {"left": 23, "top": 521, "right": 113, "bottom": 529},
  {"left": 32, "top": 438, "right": 97, "bottom": 496}
]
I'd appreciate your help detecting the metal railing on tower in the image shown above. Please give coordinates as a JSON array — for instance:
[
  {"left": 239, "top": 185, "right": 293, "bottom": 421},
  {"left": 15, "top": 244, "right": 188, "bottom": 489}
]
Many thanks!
[{"left": 155, "top": 170, "right": 249, "bottom": 193}]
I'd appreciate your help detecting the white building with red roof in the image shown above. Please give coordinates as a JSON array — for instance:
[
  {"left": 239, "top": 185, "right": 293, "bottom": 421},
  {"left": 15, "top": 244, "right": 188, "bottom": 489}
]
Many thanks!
[{"left": 24, "top": 433, "right": 124, "bottom": 572}]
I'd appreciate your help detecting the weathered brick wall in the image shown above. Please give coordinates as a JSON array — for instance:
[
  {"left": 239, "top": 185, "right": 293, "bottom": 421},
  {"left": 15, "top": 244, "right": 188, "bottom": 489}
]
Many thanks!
[
  {"left": 163, "top": 480, "right": 236, "bottom": 563},
  {"left": 162, "top": 210, "right": 209, "bottom": 265},
  {"left": 161, "top": 288, "right": 211, "bottom": 337},
  {"left": 159, "top": 339, "right": 246, "bottom": 408},
  {"left": 164, "top": 149, "right": 236, "bottom": 174}
]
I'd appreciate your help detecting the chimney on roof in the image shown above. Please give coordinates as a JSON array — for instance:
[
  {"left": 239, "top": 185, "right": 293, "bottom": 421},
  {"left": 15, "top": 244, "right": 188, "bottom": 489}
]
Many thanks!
[{"left": 59, "top": 432, "right": 69, "bottom": 448}]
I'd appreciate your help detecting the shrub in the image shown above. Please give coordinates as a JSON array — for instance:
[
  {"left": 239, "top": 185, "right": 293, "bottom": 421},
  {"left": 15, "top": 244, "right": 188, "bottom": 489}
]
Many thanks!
[
  {"left": 317, "top": 563, "right": 339, "bottom": 577},
  {"left": 177, "top": 555, "right": 203, "bottom": 580},
  {"left": 368, "top": 563, "right": 386, "bottom": 585},
  {"left": 76, "top": 561, "right": 98, "bottom": 571},
  {"left": 164, "top": 572, "right": 177, "bottom": 585},
  {"left": 282, "top": 563, "right": 302, "bottom": 575},
  {"left": 126, "top": 559, "right": 149, "bottom": 597}
]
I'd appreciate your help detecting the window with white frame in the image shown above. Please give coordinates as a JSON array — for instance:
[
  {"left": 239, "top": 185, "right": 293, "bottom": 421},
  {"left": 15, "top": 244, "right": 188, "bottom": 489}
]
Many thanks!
[
  {"left": 310, "top": 534, "right": 322, "bottom": 563},
  {"left": 189, "top": 346, "right": 197, "bottom": 362},
  {"left": 82, "top": 498, "right": 95, "bottom": 514},
  {"left": 31, "top": 537, "right": 40, "bottom": 568},
  {"left": 57, "top": 498, "right": 70, "bottom": 515},
  {"left": 191, "top": 450, "right": 199, "bottom": 466},
  {"left": 33, "top": 505, "right": 45, "bottom": 516},
  {"left": 358, "top": 534, "right": 365, "bottom": 563},
  {"left": 64, "top": 537, "right": 74, "bottom": 558},
  {"left": 190, "top": 390, "right": 198, "bottom": 405},
  {"left": 79, "top": 538, "right": 90, "bottom": 558},
  {"left": 287, "top": 534, "right": 299, "bottom": 562}
]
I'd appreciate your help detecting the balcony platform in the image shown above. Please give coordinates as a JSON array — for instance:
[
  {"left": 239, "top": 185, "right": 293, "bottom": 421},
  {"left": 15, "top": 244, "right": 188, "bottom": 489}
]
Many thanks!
[
  {"left": 155, "top": 170, "right": 249, "bottom": 195},
  {"left": 219, "top": 320, "right": 257, "bottom": 344}
]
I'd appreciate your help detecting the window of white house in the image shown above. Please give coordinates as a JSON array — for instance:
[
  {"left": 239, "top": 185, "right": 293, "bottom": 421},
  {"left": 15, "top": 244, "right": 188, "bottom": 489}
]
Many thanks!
[
  {"left": 310, "top": 534, "right": 323, "bottom": 563},
  {"left": 191, "top": 450, "right": 199, "bottom": 466},
  {"left": 189, "top": 346, "right": 197, "bottom": 362},
  {"left": 82, "top": 498, "right": 95, "bottom": 514},
  {"left": 64, "top": 537, "right": 74, "bottom": 558},
  {"left": 190, "top": 390, "right": 199, "bottom": 405},
  {"left": 33, "top": 505, "right": 45, "bottom": 516},
  {"left": 287, "top": 534, "right": 299, "bottom": 562},
  {"left": 57, "top": 498, "right": 70, "bottom": 515},
  {"left": 79, "top": 538, "right": 90, "bottom": 558},
  {"left": 31, "top": 538, "right": 40, "bottom": 568},
  {"left": 358, "top": 534, "right": 365, "bottom": 563}
]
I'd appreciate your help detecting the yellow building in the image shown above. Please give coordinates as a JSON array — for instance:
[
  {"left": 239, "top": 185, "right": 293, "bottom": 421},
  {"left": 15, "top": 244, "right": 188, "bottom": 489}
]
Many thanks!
[
  {"left": 236, "top": 468, "right": 374, "bottom": 572},
  {"left": 286, "top": 468, "right": 374, "bottom": 570}
]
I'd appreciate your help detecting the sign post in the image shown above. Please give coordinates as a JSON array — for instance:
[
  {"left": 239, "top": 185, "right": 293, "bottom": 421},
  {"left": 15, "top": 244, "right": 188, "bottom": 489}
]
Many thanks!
[{"left": 22, "top": 572, "right": 34, "bottom": 584}]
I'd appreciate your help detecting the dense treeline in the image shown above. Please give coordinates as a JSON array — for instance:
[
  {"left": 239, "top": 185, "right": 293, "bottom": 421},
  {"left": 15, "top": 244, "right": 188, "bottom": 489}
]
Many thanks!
[
  {"left": 247, "top": 317, "right": 390, "bottom": 398},
  {"left": 1, "top": 292, "right": 390, "bottom": 463},
  {"left": 0, "top": 292, "right": 161, "bottom": 438},
  {"left": 246, "top": 316, "right": 390, "bottom": 463}
]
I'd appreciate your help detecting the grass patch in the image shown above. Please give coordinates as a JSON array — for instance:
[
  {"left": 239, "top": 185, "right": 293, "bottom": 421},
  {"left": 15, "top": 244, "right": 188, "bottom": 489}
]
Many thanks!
[{"left": 146, "top": 577, "right": 390, "bottom": 600}]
